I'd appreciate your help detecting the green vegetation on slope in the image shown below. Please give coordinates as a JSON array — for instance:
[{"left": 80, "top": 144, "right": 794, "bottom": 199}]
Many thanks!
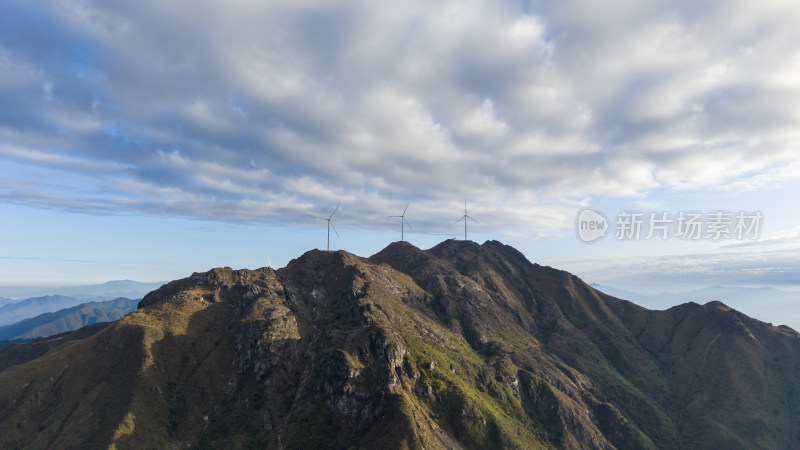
[{"left": 0, "top": 240, "right": 798, "bottom": 449}]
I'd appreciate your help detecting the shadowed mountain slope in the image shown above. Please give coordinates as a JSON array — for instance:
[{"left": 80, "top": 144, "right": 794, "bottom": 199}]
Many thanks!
[{"left": 0, "top": 240, "right": 798, "bottom": 449}]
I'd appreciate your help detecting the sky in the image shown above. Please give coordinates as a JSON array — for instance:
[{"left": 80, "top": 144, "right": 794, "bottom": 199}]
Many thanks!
[{"left": 1, "top": 0, "right": 800, "bottom": 317}]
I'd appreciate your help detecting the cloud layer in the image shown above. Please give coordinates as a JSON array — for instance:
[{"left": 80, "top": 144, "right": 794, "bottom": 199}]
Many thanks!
[{"left": 2, "top": 0, "right": 800, "bottom": 233}]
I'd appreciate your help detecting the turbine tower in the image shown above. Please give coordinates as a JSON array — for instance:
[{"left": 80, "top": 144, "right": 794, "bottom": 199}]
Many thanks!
[
  {"left": 389, "top": 203, "right": 413, "bottom": 242},
  {"left": 312, "top": 204, "right": 340, "bottom": 251},
  {"left": 456, "top": 201, "right": 478, "bottom": 240}
]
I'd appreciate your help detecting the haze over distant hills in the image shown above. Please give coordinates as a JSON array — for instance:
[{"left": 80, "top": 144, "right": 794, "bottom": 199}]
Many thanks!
[
  {"left": 0, "top": 295, "right": 90, "bottom": 326},
  {"left": 0, "top": 240, "right": 798, "bottom": 449},
  {"left": 591, "top": 284, "right": 800, "bottom": 331},
  {"left": 0, "top": 298, "right": 138, "bottom": 342},
  {"left": 0, "top": 280, "right": 165, "bottom": 302},
  {"left": 0, "top": 280, "right": 164, "bottom": 327}
]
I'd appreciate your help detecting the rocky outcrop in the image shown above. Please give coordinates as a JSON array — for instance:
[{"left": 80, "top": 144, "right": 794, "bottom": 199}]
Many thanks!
[{"left": 1, "top": 240, "right": 799, "bottom": 449}]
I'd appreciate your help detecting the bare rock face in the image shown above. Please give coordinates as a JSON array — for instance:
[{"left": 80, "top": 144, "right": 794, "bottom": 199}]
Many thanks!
[{"left": 1, "top": 240, "right": 799, "bottom": 449}]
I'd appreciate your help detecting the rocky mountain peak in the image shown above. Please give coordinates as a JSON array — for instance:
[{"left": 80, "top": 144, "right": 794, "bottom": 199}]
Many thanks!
[{"left": 2, "top": 240, "right": 798, "bottom": 449}]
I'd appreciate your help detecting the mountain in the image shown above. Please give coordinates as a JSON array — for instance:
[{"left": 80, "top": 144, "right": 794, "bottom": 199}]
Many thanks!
[
  {"left": 0, "top": 297, "right": 17, "bottom": 307},
  {"left": 0, "top": 298, "right": 138, "bottom": 342},
  {"left": 589, "top": 283, "right": 648, "bottom": 303},
  {"left": 0, "top": 324, "right": 110, "bottom": 372},
  {"left": 0, "top": 295, "right": 89, "bottom": 326},
  {"left": 0, "top": 280, "right": 164, "bottom": 326},
  {"left": 591, "top": 283, "right": 800, "bottom": 331},
  {"left": 0, "top": 240, "right": 798, "bottom": 449},
  {"left": 0, "top": 280, "right": 165, "bottom": 303}
]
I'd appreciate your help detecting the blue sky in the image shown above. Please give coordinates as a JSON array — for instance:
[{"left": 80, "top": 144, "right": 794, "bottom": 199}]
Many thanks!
[{"left": 1, "top": 0, "right": 800, "bottom": 309}]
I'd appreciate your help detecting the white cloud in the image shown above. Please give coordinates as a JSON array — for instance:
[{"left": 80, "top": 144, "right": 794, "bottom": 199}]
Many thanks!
[
  {"left": 1, "top": 0, "right": 799, "bottom": 236},
  {"left": 563, "top": 245, "right": 800, "bottom": 292}
]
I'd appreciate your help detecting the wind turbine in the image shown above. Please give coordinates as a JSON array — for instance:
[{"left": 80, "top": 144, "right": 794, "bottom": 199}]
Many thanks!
[
  {"left": 456, "top": 201, "right": 478, "bottom": 240},
  {"left": 312, "top": 204, "right": 340, "bottom": 251},
  {"left": 389, "top": 203, "right": 413, "bottom": 242}
]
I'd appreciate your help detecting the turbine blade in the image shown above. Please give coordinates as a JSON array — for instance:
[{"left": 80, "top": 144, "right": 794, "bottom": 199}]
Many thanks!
[
  {"left": 456, "top": 217, "right": 465, "bottom": 223},
  {"left": 329, "top": 203, "right": 340, "bottom": 219},
  {"left": 404, "top": 217, "right": 413, "bottom": 230},
  {"left": 330, "top": 220, "right": 340, "bottom": 238},
  {"left": 467, "top": 215, "right": 479, "bottom": 223},
  {"left": 402, "top": 203, "right": 409, "bottom": 215}
]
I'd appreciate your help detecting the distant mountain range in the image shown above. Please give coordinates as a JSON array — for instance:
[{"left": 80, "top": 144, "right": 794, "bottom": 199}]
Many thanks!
[
  {"left": 590, "top": 283, "right": 800, "bottom": 331},
  {"left": 0, "top": 298, "right": 138, "bottom": 342},
  {"left": 0, "top": 280, "right": 164, "bottom": 327},
  {"left": 0, "top": 240, "right": 798, "bottom": 448},
  {"left": 0, "top": 295, "right": 91, "bottom": 326},
  {"left": 0, "top": 280, "right": 165, "bottom": 302}
]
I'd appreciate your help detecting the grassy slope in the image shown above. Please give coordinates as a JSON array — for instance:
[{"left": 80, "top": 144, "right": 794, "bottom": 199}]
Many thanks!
[
  {"left": 465, "top": 241, "right": 800, "bottom": 449},
  {"left": 0, "top": 322, "right": 145, "bottom": 448},
  {"left": 0, "top": 241, "right": 798, "bottom": 449},
  {"left": 0, "top": 324, "right": 109, "bottom": 372},
  {"left": 378, "top": 240, "right": 800, "bottom": 449}
]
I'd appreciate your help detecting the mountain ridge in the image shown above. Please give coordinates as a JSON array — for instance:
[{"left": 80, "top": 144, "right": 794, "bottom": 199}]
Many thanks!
[
  {"left": 590, "top": 283, "right": 800, "bottom": 331},
  {"left": 0, "top": 280, "right": 165, "bottom": 303},
  {"left": 0, "top": 297, "right": 138, "bottom": 342},
  {"left": 0, "top": 295, "right": 90, "bottom": 326},
  {"left": 0, "top": 240, "right": 798, "bottom": 449}
]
